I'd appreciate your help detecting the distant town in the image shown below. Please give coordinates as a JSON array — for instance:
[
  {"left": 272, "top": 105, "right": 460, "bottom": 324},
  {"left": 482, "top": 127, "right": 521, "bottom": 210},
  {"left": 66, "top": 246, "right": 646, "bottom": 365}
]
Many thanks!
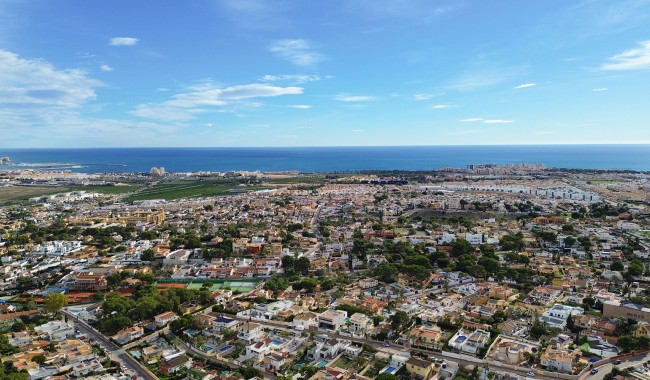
[{"left": 1, "top": 163, "right": 650, "bottom": 380}]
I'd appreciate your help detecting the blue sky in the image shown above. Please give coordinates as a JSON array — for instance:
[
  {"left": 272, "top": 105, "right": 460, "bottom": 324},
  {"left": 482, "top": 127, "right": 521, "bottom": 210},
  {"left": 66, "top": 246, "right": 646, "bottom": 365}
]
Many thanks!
[{"left": 1, "top": 0, "right": 650, "bottom": 147}]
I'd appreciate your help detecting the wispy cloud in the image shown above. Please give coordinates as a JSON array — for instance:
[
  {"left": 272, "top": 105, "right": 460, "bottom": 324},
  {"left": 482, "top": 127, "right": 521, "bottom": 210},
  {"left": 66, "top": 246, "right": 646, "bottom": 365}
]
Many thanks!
[
  {"left": 335, "top": 94, "right": 376, "bottom": 102},
  {"left": 345, "top": 0, "right": 463, "bottom": 23},
  {"left": 592, "top": 88, "right": 608, "bottom": 92},
  {"left": 260, "top": 74, "right": 321, "bottom": 84},
  {"left": 446, "top": 129, "right": 482, "bottom": 136},
  {"left": 432, "top": 104, "right": 454, "bottom": 109},
  {"left": 109, "top": 37, "right": 138, "bottom": 46},
  {"left": 447, "top": 69, "right": 519, "bottom": 91},
  {"left": 286, "top": 104, "right": 312, "bottom": 109},
  {"left": 483, "top": 119, "right": 514, "bottom": 124},
  {"left": 269, "top": 39, "right": 324, "bottom": 66},
  {"left": 412, "top": 93, "right": 442, "bottom": 100},
  {"left": 133, "top": 82, "right": 303, "bottom": 121},
  {"left": 514, "top": 83, "right": 536, "bottom": 89},
  {"left": 601, "top": 40, "right": 650, "bottom": 71},
  {"left": 99, "top": 64, "right": 113, "bottom": 72},
  {"left": 459, "top": 118, "right": 514, "bottom": 124}
]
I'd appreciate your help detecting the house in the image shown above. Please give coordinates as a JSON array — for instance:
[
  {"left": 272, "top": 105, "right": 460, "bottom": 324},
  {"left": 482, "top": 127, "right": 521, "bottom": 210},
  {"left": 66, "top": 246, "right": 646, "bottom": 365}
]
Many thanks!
[
  {"left": 406, "top": 357, "right": 435, "bottom": 380},
  {"left": 348, "top": 313, "right": 371, "bottom": 337},
  {"left": 263, "top": 353, "right": 286, "bottom": 373},
  {"left": 246, "top": 339, "right": 272, "bottom": 360},
  {"left": 529, "top": 286, "right": 562, "bottom": 305},
  {"left": 308, "top": 338, "right": 344, "bottom": 360},
  {"left": 214, "top": 315, "right": 239, "bottom": 332},
  {"left": 292, "top": 312, "right": 318, "bottom": 331},
  {"left": 115, "top": 326, "right": 144, "bottom": 344},
  {"left": 540, "top": 345, "right": 578, "bottom": 373},
  {"left": 448, "top": 328, "right": 491, "bottom": 355},
  {"left": 539, "top": 304, "right": 584, "bottom": 329},
  {"left": 159, "top": 354, "right": 191, "bottom": 375},
  {"left": 488, "top": 285, "right": 514, "bottom": 300},
  {"left": 34, "top": 320, "right": 75, "bottom": 341},
  {"left": 407, "top": 326, "right": 442, "bottom": 348},
  {"left": 603, "top": 300, "right": 650, "bottom": 322},
  {"left": 318, "top": 310, "right": 347, "bottom": 331},
  {"left": 71, "top": 274, "right": 107, "bottom": 291},
  {"left": 359, "top": 278, "right": 378, "bottom": 289},
  {"left": 634, "top": 323, "right": 650, "bottom": 338},
  {"left": 154, "top": 311, "right": 178, "bottom": 327},
  {"left": 490, "top": 337, "right": 536, "bottom": 365},
  {"left": 194, "top": 314, "right": 217, "bottom": 328},
  {"left": 238, "top": 322, "right": 264, "bottom": 344}
]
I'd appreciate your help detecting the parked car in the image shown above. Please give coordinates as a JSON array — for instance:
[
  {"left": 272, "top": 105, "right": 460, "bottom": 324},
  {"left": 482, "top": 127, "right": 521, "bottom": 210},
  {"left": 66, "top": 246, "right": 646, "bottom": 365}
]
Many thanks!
[
  {"left": 613, "top": 360, "right": 622, "bottom": 365},
  {"left": 591, "top": 368, "right": 599, "bottom": 375}
]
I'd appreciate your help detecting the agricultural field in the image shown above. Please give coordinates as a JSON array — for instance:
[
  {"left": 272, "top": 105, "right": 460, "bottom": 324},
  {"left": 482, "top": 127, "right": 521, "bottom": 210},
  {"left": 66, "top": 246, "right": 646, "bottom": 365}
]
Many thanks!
[
  {"left": 0, "top": 184, "right": 143, "bottom": 205},
  {"left": 124, "top": 179, "right": 269, "bottom": 202},
  {"left": 0, "top": 186, "right": 68, "bottom": 205}
]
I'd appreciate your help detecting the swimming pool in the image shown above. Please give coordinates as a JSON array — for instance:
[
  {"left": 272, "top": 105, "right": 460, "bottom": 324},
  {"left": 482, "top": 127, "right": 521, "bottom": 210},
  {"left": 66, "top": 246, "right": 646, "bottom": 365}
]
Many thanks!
[
  {"left": 316, "top": 360, "right": 329, "bottom": 368},
  {"left": 272, "top": 340, "right": 283, "bottom": 345},
  {"left": 384, "top": 366, "right": 397, "bottom": 374},
  {"left": 456, "top": 335, "right": 467, "bottom": 343},
  {"left": 219, "top": 345, "right": 233, "bottom": 352}
]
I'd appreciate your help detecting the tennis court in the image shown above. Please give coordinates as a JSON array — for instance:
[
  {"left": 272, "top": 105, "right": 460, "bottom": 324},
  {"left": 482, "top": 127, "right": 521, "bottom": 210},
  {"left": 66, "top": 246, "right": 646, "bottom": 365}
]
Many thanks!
[{"left": 185, "top": 280, "right": 259, "bottom": 293}]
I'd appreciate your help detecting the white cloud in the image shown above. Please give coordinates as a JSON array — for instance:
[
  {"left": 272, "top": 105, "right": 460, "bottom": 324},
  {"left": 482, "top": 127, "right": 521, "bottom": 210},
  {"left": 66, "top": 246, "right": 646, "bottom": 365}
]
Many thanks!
[
  {"left": 432, "top": 104, "right": 453, "bottom": 109},
  {"left": 412, "top": 93, "right": 442, "bottom": 100},
  {"left": 99, "top": 64, "right": 113, "bottom": 72},
  {"left": 460, "top": 118, "right": 483, "bottom": 122},
  {"left": 592, "top": 88, "right": 608, "bottom": 92},
  {"left": 109, "top": 37, "right": 139, "bottom": 46},
  {"left": 133, "top": 82, "right": 303, "bottom": 121},
  {"left": 602, "top": 40, "right": 650, "bottom": 71},
  {"left": 286, "top": 104, "right": 312, "bottom": 109},
  {"left": 446, "top": 129, "right": 482, "bottom": 136},
  {"left": 483, "top": 119, "right": 514, "bottom": 124},
  {"left": 0, "top": 49, "right": 101, "bottom": 108},
  {"left": 269, "top": 39, "right": 323, "bottom": 66},
  {"left": 260, "top": 74, "right": 321, "bottom": 84},
  {"left": 514, "top": 83, "right": 536, "bottom": 89},
  {"left": 335, "top": 94, "right": 376, "bottom": 102}
]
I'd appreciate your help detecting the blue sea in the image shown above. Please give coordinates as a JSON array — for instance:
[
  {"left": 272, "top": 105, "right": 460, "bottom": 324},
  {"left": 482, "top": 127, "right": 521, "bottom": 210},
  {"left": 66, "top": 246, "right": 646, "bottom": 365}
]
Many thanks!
[{"left": 0, "top": 145, "right": 648, "bottom": 173}]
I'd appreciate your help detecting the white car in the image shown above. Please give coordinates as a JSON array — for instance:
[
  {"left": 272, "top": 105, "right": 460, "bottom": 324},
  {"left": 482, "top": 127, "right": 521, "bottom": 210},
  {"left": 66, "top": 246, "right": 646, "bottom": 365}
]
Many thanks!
[{"left": 526, "top": 371, "right": 535, "bottom": 377}]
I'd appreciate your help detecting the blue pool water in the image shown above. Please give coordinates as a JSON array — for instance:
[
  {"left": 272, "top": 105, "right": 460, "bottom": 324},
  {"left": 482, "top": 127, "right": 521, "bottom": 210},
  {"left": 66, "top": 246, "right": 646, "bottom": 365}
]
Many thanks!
[
  {"left": 384, "top": 366, "right": 397, "bottom": 374},
  {"left": 219, "top": 345, "right": 233, "bottom": 352},
  {"left": 456, "top": 336, "right": 467, "bottom": 342},
  {"left": 317, "top": 360, "right": 328, "bottom": 368},
  {"left": 272, "top": 340, "right": 283, "bottom": 345}
]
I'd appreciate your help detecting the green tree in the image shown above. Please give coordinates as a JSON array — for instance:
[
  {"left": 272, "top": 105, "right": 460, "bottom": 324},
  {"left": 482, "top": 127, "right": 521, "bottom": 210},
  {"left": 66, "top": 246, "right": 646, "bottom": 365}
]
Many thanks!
[
  {"left": 44, "top": 292, "right": 68, "bottom": 314},
  {"left": 295, "top": 257, "right": 311, "bottom": 275},
  {"left": 31, "top": 354, "right": 46, "bottom": 365},
  {"left": 390, "top": 310, "right": 410, "bottom": 331},
  {"left": 611, "top": 261, "right": 624, "bottom": 271},
  {"left": 11, "top": 321, "right": 26, "bottom": 332},
  {"left": 140, "top": 248, "right": 155, "bottom": 261},
  {"left": 451, "top": 238, "right": 473, "bottom": 257}
]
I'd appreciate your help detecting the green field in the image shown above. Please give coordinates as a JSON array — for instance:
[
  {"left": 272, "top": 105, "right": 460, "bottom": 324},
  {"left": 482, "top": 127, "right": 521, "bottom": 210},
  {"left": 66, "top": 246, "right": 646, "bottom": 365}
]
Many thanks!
[
  {"left": 186, "top": 280, "right": 258, "bottom": 293},
  {"left": 69, "top": 185, "right": 143, "bottom": 194},
  {"left": 124, "top": 180, "right": 269, "bottom": 202},
  {"left": 0, "top": 184, "right": 144, "bottom": 205}
]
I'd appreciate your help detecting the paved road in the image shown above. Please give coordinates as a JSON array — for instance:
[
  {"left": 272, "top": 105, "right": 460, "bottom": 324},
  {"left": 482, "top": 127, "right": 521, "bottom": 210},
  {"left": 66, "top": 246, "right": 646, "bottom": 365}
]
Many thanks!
[
  {"left": 581, "top": 353, "right": 650, "bottom": 380},
  {"left": 62, "top": 310, "right": 157, "bottom": 380}
]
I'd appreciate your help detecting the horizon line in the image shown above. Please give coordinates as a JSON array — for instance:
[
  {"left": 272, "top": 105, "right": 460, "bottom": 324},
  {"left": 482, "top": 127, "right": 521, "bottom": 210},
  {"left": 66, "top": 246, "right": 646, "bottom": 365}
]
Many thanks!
[{"left": 3, "top": 143, "right": 650, "bottom": 150}]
